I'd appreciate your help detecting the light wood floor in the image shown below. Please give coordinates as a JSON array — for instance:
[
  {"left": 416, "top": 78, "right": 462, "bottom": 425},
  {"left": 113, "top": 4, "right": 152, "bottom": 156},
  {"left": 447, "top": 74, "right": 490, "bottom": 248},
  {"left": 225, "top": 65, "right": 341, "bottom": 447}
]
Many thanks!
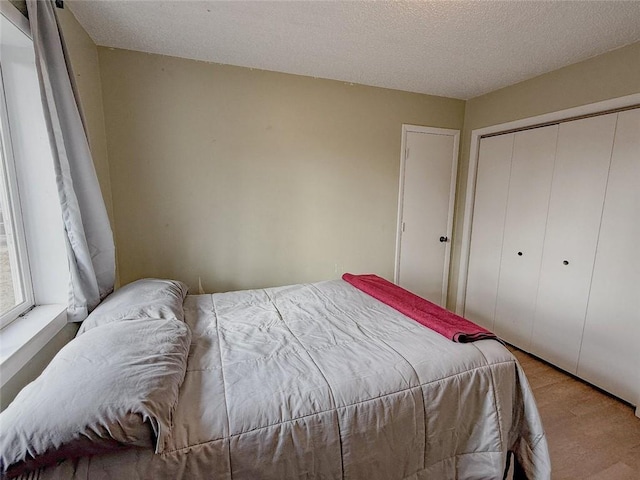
[{"left": 510, "top": 346, "right": 640, "bottom": 480}]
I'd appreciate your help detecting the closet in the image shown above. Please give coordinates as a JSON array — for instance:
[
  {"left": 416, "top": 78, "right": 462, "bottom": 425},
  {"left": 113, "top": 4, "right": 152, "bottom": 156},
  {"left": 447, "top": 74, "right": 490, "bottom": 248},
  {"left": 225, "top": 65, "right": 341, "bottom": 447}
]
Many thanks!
[{"left": 464, "top": 107, "right": 639, "bottom": 404}]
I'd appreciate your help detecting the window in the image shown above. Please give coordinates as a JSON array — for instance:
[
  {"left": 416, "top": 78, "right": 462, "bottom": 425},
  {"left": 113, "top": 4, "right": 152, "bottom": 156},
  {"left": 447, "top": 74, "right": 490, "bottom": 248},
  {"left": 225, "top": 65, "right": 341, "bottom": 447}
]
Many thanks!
[
  {"left": 0, "top": 13, "right": 35, "bottom": 328},
  {"left": 0, "top": 117, "right": 33, "bottom": 325},
  {"left": 0, "top": 1, "right": 77, "bottom": 400},
  {"left": 0, "top": 2, "right": 69, "bottom": 390},
  {"left": 0, "top": 3, "right": 68, "bottom": 329}
]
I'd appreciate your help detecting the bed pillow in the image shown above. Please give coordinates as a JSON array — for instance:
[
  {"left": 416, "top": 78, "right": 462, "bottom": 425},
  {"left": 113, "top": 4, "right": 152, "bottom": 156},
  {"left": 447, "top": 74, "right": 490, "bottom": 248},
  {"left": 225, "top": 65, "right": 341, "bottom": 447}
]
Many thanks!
[
  {"left": 0, "top": 317, "right": 191, "bottom": 478},
  {"left": 78, "top": 278, "right": 189, "bottom": 335}
]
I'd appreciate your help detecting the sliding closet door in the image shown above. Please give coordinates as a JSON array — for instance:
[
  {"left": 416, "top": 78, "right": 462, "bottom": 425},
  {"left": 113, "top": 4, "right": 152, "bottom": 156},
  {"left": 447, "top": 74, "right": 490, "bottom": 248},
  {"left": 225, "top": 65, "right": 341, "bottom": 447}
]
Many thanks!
[
  {"left": 577, "top": 108, "right": 640, "bottom": 402},
  {"left": 530, "top": 114, "right": 617, "bottom": 373},
  {"left": 464, "top": 134, "right": 513, "bottom": 330},
  {"left": 493, "top": 125, "right": 558, "bottom": 349}
]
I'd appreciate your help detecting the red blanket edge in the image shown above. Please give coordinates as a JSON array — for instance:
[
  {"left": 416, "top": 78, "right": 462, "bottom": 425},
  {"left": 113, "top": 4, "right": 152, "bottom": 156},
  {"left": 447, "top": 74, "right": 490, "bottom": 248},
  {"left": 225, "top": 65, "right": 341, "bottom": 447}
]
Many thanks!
[{"left": 342, "top": 273, "right": 497, "bottom": 343}]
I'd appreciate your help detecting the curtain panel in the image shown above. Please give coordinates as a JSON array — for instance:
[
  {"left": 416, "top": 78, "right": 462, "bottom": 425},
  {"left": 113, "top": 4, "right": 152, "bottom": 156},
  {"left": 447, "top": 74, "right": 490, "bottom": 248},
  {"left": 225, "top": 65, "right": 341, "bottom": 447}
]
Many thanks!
[{"left": 26, "top": 0, "right": 115, "bottom": 322}]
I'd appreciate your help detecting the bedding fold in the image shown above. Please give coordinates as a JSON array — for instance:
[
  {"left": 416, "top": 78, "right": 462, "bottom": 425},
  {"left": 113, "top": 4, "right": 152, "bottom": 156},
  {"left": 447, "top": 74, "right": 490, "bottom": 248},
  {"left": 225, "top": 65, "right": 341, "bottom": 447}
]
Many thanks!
[{"left": 342, "top": 273, "right": 497, "bottom": 342}]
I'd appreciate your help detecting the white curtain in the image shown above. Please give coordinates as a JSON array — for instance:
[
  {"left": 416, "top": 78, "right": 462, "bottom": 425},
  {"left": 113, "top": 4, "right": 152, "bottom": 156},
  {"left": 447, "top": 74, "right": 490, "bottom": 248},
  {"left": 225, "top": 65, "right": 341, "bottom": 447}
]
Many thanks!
[{"left": 26, "top": 0, "right": 115, "bottom": 322}]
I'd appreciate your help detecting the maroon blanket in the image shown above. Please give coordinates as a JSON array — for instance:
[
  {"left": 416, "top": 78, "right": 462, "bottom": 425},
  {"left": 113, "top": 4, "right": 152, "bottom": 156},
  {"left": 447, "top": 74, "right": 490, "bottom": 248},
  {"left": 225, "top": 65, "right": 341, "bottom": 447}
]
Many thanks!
[{"left": 342, "top": 273, "right": 497, "bottom": 343}]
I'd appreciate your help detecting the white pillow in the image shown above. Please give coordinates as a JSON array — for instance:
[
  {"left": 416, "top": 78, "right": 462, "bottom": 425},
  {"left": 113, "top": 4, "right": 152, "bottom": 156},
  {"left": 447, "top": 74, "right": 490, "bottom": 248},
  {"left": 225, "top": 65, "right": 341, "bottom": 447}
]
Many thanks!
[
  {"left": 78, "top": 278, "right": 188, "bottom": 335},
  {"left": 0, "top": 318, "right": 191, "bottom": 478}
]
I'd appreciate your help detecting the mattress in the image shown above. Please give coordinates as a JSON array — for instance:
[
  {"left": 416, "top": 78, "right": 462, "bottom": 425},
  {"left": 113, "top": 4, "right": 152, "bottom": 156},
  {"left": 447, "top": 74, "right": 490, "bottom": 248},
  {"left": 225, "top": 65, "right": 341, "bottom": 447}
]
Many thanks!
[{"left": 26, "top": 279, "right": 550, "bottom": 479}]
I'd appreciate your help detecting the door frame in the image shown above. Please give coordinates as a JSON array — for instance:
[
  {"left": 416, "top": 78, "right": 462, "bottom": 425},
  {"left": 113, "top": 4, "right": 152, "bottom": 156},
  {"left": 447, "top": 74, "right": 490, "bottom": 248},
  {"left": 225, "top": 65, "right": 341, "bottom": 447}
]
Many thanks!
[
  {"left": 455, "top": 92, "right": 640, "bottom": 316},
  {"left": 394, "top": 124, "right": 460, "bottom": 306}
]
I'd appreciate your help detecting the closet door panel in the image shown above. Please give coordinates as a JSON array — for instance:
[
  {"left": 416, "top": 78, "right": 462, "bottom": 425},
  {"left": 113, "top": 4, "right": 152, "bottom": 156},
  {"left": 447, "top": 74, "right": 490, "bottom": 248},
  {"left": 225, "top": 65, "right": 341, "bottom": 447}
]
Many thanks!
[
  {"left": 464, "top": 134, "right": 514, "bottom": 330},
  {"left": 531, "top": 114, "right": 617, "bottom": 373},
  {"left": 577, "top": 109, "right": 640, "bottom": 402},
  {"left": 493, "top": 125, "right": 558, "bottom": 349}
]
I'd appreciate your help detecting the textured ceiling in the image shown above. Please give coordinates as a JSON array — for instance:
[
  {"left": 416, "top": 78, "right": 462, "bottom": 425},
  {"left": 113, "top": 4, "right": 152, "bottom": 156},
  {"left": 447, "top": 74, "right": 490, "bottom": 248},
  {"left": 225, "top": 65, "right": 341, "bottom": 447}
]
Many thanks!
[{"left": 67, "top": 0, "right": 640, "bottom": 100}]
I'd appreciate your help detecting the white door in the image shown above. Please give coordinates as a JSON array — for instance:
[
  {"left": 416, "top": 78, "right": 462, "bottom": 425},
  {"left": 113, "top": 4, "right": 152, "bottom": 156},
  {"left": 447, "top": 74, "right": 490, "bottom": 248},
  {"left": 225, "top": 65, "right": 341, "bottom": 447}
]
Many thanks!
[
  {"left": 493, "top": 125, "right": 558, "bottom": 349},
  {"left": 577, "top": 108, "right": 640, "bottom": 402},
  {"left": 464, "top": 134, "right": 514, "bottom": 330},
  {"left": 531, "top": 114, "right": 617, "bottom": 373},
  {"left": 395, "top": 126, "right": 459, "bottom": 306}
]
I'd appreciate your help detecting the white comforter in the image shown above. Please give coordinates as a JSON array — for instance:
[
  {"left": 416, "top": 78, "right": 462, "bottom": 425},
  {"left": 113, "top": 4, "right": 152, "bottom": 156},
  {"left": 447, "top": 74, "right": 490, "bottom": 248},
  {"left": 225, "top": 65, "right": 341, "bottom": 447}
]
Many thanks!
[{"left": 33, "top": 280, "right": 550, "bottom": 479}]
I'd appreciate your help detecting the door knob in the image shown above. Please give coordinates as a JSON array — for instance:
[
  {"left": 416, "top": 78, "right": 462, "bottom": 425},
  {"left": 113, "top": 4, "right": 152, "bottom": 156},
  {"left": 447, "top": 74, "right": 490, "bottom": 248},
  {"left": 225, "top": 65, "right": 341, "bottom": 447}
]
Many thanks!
[{"left": 439, "top": 236, "right": 448, "bottom": 243}]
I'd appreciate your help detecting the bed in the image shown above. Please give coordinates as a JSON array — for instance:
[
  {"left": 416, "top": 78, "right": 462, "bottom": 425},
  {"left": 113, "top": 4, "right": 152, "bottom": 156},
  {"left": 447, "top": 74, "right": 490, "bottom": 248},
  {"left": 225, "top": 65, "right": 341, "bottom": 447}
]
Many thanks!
[{"left": 1, "top": 277, "right": 550, "bottom": 479}]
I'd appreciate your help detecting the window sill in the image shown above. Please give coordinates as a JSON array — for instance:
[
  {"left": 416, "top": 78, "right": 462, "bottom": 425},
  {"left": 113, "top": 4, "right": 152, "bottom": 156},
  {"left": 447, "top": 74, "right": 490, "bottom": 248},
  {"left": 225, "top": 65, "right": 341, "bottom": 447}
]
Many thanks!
[{"left": 0, "top": 305, "right": 67, "bottom": 387}]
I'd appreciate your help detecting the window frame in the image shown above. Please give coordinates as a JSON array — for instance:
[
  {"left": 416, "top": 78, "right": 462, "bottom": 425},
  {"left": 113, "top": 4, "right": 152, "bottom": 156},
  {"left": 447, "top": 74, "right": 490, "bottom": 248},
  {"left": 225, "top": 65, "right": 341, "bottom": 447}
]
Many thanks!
[
  {"left": 0, "top": 19, "right": 36, "bottom": 329},
  {"left": 0, "top": 7, "right": 36, "bottom": 330}
]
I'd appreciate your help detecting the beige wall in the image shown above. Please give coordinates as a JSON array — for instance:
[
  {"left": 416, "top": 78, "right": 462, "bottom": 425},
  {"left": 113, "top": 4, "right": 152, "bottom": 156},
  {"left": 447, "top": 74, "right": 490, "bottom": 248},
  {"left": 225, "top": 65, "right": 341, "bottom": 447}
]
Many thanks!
[
  {"left": 448, "top": 41, "right": 640, "bottom": 308},
  {"left": 54, "top": 13, "right": 640, "bottom": 307},
  {"left": 98, "top": 48, "right": 465, "bottom": 294}
]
